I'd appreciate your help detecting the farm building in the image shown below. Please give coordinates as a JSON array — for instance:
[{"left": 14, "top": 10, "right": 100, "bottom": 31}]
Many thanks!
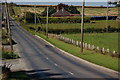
[{"left": 51, "top": 8, "right": 80, "bottom": 17}]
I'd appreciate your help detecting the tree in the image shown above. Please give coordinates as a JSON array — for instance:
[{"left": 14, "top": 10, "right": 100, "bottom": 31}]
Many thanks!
[
  {"left": 58, "top": 3, "right": 80, "bottom": 14},
  {"left": 108, "top": 0, "right": 120, "bottom": 7},
  {"left": 41, "top": 3, "right": 80, "bottom": 16},
  {"left": 41, "top": 7, "right": 56, "bottom": 16}
]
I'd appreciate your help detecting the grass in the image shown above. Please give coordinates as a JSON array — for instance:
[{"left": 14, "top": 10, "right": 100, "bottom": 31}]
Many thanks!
[
  {"left": 21, "top": 23, "right": 119, "bottom": 71},
  {"left": 62, "top": 33, "right": 119, "bottom": 52},
  {"left": 21, "top": 20, "right": 118, "bottom": 30},
  {"left": 77, "top": 7, "right": 118, "bottom": 16},
  {"left": 21, "top": 20, "right": 119, "bottom": 51},
  {"left": 36, "top": 33, "right": 119, "bottom": 71},
  {"left": 2, "top": 28, "right": 16, "bottom": 45},
  {"left": 13, "top": 6, "right": 45, "bottom": 17},
  {"left": 13, "top": 6, "right": 118, "bottom": 16}
]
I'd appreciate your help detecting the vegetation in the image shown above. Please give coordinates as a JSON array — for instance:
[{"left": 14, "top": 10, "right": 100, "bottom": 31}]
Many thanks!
[
  {"left": 41, "top": 3, "right": 80, "bottom": 16},
  {"left": 2, "top": 29, "right": 16, "bottom": 45},
  {"left": 12, "top": 5, "right": 118, "bottom": 17},
  {"left": 62, "top": 33, "right": 119, "bottom": 52},
  {"left": 38, "top": 33, "right": 119, "bottom": 71},
  {"left": 20, "top": 23, "right": 119, "bottom": 71},
  {"left": 77, "top": 7, "right": 118, "bottom": 16},
  {"left": 21, "top": 20, "right": 119, "bottom": 34},
  {"left": 2, "top": 46, "right": 19, "bottom": 59},
  {"left": 41, "top": 7, "right": 56, "bottom": 16},
  {"left": 2, "top": 51, "right": 19, "bottom": 59}
]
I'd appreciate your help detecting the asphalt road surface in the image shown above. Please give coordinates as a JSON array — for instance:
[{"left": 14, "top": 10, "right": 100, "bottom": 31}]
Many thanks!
[{"left": 10, "top": 20, "right": 119, "bottom": 80}]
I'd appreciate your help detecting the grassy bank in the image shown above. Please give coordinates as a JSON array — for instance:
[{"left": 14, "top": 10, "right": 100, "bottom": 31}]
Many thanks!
[
  {"left": 21, "top": 23, "right": 119, "bottom": 71},
  {"left": 62, "top": 33, "right": 119, "bottom": 52},
  {"left": 37, "top": 33, "right": 119, "bottom": 71}
]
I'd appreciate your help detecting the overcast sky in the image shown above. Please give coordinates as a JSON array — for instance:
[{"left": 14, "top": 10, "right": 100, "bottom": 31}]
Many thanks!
[{"left": 5, "top": 0, "right": 109, "bottom": 2}]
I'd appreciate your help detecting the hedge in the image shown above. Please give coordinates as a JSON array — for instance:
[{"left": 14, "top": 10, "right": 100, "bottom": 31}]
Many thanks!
[
  {"left": 40, "top": 27, "right": 120, "bottom": 34},
  {"left": 39, "top": 17, "right": 91, "bottom": 24},
  {"left": 25, "top": 14, "right": 91, "bottom": 23}
]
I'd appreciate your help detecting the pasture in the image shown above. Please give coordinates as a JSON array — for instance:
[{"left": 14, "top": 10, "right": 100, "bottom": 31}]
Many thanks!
[
  {"left": 13, "top": 6, "right": 118, "bottom": 17},
  {"left": 62, "top": 33, "right": 119, "bottom": 52}
]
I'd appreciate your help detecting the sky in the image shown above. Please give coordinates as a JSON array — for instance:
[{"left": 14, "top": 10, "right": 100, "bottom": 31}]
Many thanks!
[{"left": 4, "top": 0, "right": 109, "bottom": 2}]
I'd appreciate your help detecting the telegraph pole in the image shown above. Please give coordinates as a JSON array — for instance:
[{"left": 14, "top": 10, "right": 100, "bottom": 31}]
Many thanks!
[
  {"left": 34, "top": 4, "right": 37, "bottom": 29},
  {"left": 46, "top": 7, "right": 49, "bottom": 38},
  {"left": 106, "top": 0, "right": 109, "bottom": 32},
  {"left": 5, "top": 0, "right": 13, "bottom": 52},
  {"left": 81, "top": 0, "right": 85, "bottom": 53},
  {"left": 4, "top": 0, "right": 8, "bottom": 32}
]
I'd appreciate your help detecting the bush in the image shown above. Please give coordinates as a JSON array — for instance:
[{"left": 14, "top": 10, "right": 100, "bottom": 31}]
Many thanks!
[
  {"left": 2, "top": 52, "right": 19, "bottom": 59},
  {"left": 39, "top": 17, "right": 91, "bottom": 24}
]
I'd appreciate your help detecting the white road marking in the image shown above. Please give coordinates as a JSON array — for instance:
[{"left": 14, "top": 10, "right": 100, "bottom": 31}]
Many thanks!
[
  {"left": 54, "top": 63, "right": 58, "bottom": 66},
  {"left": 69, "top": 72, "right": 74, "bottom": 75},
  {"left": 46, "top": 57, "right": 49, "bottom": 60}
]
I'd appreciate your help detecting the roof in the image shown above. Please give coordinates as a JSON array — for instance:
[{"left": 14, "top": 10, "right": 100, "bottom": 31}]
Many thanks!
[{"left": 51, "top": 8, "right": 71, "bottom": 17}]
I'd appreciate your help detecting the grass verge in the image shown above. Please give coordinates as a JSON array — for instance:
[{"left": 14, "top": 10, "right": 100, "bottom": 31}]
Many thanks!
[
  {"left": 21, "top": 23, "right": 119, "bottom": 72},
  {"left": 36, "top": 33, "right": 119, "bottom": 72}
]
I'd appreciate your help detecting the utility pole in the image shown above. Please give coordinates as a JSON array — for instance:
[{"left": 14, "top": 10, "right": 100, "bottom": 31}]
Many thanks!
[
  {"left": 106, "top": 0, "right": 109, "bottom": 32},
  {"left": 81, "top": 0, "right": 85, "bottom": 53},
  {"left": 4, "top": 0, "right": 8, "bottom": 32},
  {"left": 34, "top": 4, "right": 37, "bottom": 29},
  {"left": 46, "top": 7, "right": 48, "bottom": 38},
  {"left": 5, "top": 0, "right": 13, "bottom": 52}
]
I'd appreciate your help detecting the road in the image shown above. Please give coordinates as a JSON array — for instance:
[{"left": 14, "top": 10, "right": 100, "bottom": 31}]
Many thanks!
[{"left": 10, "top": 20, "right": 119, "bottom": 80}]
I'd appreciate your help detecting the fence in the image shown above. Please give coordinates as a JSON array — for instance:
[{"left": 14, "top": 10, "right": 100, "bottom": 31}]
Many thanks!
[{"left": 50, "top": 34, "right": 119, "bottom": 58}]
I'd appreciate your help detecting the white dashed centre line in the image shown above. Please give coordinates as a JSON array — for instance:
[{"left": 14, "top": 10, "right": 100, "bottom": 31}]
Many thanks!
[
  {"left": 54, "top": 63, "right": 58, "bottom": 66},
  {"left": 69, "top": 72, "right": 74, "bottom": 75},
  {"left": 46, "top": 57, "right": 49, "bottom": 60}
]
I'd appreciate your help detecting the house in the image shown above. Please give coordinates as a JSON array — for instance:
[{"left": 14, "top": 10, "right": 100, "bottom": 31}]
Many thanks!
[{"left": 51, "top": 8, "right": 72, "bottom": 17}]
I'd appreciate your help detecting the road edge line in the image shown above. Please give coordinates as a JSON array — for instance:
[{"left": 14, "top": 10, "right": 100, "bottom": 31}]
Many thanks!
[{"left": 35, "top": 35, "right": 119, "bottom": 75}]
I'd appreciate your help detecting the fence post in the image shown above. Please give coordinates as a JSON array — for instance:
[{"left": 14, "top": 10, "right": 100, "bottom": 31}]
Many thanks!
[
  {"left": 76, "top": 41, "right": 79, "bottom": 46},
  {"left": 92, "top": 45, "right": 95, "bottom": 50},
  {"left": 79, "top": 42, "right": 81, "bottom": 47},
  {"left": 106, "top": 49, "right": 109, "bottom": 53},
  {"left": 83, "top": 42, "right": 85, "bottom": 48},
  {"left": 102, "top": 47, "right": 105, "bottom": 54},
  {"left": 88, "top": 44, "right": 91, "bottom": 50},
  {"left": 112, "top": 51, "right": 116, "bottom": 57},
  {"left": 96, "top": 46, "right": 99, "bottom": 52},
  {"left": 85, "top": 43, "right": 87, "bottom": 49}
]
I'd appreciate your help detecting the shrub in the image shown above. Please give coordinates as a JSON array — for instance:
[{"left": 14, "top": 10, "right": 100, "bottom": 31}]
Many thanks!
[
  {"left": 2, "top": 52, "right": 19, "bottom": 59},
  {"left": 39, "top": 17, "right": 91, "bottom": 24}
]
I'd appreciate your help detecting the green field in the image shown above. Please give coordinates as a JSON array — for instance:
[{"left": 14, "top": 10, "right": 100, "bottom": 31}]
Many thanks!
[
  {"left": 22, "top": 20, "right": 118, "bottom": 30},
  {"left": 62, "top": 33, "right": 119, "bottom": 52},
  {"left": 20, "top": 23, "right": 119, "bottom": 71},
  {"left": 21, "top": 20, "right": 119, "bottom": 52}
]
